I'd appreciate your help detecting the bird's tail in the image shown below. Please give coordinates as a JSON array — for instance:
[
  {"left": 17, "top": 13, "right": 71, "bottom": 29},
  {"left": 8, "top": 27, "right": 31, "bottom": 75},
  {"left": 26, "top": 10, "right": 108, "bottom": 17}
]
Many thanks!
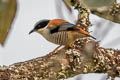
[{"left": 79, "top": 28, "right": 96, "bottom": 40}]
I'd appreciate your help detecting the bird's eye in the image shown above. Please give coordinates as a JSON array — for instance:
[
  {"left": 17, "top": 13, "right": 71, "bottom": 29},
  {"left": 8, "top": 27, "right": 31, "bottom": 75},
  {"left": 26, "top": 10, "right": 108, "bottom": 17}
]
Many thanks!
[{"left": 71, "top": 0, "right": 74, "bottom": 2}]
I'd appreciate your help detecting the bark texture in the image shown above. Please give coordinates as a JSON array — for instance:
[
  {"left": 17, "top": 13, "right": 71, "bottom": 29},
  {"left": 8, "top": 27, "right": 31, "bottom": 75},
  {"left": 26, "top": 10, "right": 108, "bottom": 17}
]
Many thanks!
[
  {"left": 91, "top": 3, "right": 120, "bottom": 24},
  {"left": 0, "top": 38, "right": 120, "bottom": 80}
]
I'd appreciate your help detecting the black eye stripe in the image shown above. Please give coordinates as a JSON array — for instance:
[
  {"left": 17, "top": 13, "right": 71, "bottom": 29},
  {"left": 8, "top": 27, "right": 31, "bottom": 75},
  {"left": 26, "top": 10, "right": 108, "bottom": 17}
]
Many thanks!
[{"left": 34, "top": 20, "right": 50, "bottom": 30}]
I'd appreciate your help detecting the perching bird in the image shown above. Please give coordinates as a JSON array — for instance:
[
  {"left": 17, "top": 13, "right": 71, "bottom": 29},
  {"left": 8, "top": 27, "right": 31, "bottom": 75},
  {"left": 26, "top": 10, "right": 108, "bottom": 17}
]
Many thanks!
[{"left": 29, "top": 19, "right": 95, "bottom": 49}]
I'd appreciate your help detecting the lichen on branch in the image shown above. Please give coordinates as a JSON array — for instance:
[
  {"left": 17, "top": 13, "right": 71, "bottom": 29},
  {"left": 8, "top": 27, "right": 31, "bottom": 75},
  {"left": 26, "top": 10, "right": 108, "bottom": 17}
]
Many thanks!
[{"left": 0, "top": 38, "right": 120, "bottom": 80}]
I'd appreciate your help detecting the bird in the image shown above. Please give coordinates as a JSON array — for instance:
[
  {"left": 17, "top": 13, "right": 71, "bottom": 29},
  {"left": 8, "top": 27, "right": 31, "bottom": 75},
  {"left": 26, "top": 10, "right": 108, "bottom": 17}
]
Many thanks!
[{"left": 29, "top": 19, "right": 95, "bottom": 52}]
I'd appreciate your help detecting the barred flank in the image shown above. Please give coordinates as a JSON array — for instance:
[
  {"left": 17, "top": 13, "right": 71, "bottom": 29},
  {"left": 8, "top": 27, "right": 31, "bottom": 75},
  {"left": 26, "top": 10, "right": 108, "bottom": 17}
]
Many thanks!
[{"left": 52, "top": 32, "right": 68, "bottom": 45}]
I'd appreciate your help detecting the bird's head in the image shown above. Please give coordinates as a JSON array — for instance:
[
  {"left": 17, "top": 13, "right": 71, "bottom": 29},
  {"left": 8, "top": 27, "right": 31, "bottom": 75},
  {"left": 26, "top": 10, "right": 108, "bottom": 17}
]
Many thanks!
[{"left": 29, "top": 19, "right": 50, "bottom": 34}]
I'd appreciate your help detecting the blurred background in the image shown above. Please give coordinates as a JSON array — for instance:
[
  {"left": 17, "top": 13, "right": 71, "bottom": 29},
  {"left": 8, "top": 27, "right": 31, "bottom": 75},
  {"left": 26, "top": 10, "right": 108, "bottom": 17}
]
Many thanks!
[{"left": 0, "top": 0, "right": 120, "bottom": 80}]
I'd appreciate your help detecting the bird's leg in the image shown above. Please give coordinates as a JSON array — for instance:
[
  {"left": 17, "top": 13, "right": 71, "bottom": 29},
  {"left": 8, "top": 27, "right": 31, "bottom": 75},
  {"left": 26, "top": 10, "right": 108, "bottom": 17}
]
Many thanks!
[
  {"left": 53, "top": 45, "right": 62, "bottom": 52},
  {"left": 50, "top": 45, "right": 62, "bottom": 54}
]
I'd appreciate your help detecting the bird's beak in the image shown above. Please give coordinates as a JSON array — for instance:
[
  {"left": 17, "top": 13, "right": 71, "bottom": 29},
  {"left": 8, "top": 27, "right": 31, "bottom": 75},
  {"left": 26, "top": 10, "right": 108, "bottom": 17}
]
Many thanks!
[{"left": 29, "top": 29, "right": 35, "bottom": 34}]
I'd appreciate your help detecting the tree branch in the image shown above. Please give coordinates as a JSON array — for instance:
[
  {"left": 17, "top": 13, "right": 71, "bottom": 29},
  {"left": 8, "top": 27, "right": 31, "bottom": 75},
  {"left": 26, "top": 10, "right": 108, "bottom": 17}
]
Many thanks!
[
  {"left": 0, "top": 38, "right": 120, "bottom": 80},
  {"left": 91, "top": 3, "right": 120, "bottom": 24}
]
